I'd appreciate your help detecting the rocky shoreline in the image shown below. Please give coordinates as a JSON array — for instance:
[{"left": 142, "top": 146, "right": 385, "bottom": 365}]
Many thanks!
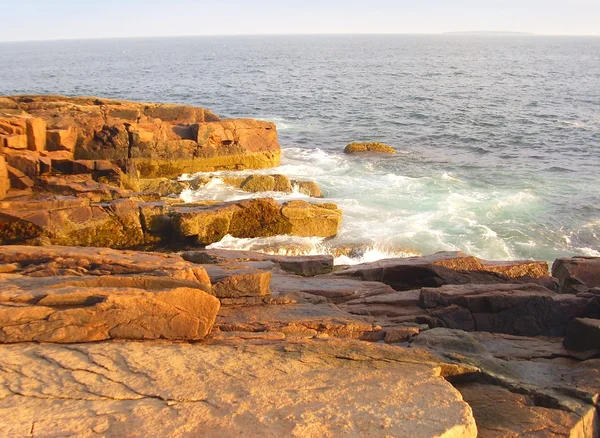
[{"left": 1, "top": 95, "right": 599, "bottom": 437}]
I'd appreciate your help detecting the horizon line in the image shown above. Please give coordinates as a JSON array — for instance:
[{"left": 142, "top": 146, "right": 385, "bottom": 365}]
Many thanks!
[{"left": 1, "top": 31, "right": 600, "bottom": 44}]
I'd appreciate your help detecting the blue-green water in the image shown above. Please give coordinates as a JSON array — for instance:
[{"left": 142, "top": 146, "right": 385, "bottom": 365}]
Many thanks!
[{"left": 1, "top": 35, "right": 599, "bottom": 262}]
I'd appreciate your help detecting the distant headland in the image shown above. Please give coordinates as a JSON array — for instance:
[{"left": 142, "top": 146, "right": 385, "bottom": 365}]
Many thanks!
[{"left": 443, "top": 31, "right": 535, "bottom": 36}]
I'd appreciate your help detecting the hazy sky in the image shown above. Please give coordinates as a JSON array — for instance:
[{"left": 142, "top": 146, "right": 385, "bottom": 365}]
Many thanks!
[{"left": 1, "top": 0, "right": 599, "bottom": 42}]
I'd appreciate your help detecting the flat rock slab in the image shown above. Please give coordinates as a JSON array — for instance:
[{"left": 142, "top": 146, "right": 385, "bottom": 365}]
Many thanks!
[
  {"left": 455, "top": 382, "right": 596, "bottom": 437},
  {"left": 271, "top": 273, "right": 397, "bottom": 303},
  {"left": 412, "top": 327, "right": 600, "bottom": 434},
  {"left": 0, "top": 278, "right": 220, "bottom": 343},
  {"left": 0, "top": 338, "right": 477, "bottom": 437},
  {"left": 336, "top": 251, "right": 551, "bottom": 291},
  {"left": 0, "top": 245, "right": 219, "bottom": 343},
  {"left": 0, "top": 245, "right": 211, "bottom": 285},
  {"left": 216, "top": 301, "right": 384, "bottom": 340}
]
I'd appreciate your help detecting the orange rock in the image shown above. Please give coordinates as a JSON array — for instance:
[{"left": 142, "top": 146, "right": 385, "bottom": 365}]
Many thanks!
[{"left": 0, "top": 156, "right": 8, "bottom": 200}]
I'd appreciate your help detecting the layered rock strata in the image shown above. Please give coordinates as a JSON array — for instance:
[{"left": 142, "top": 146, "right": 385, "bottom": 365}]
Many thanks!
[
  {"left": 0, "top": 95, "right": 280, "bottom": 180},
  {"left": 0, "top": 196, "right": 341, "bottom": 248}
]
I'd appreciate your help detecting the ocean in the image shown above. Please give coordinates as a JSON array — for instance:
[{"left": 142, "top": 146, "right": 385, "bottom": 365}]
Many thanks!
[{"left": 1, "top": 35, "right": 599, "bottom": 263}]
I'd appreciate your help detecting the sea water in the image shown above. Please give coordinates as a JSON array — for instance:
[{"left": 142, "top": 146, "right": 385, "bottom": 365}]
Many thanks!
[{"left": 1, "top": 35, "right": 598, "bottom": 263}]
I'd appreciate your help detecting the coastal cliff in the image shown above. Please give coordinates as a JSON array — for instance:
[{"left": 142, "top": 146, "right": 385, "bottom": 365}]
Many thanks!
[
  {"left": 0, "top": 95, "right": 280, "bottom": 178},
  {"left": 0, "top": 95, "right": 599, "bottom": 437}
]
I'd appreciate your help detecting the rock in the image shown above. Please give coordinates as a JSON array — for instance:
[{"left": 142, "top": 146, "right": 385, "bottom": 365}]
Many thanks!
[
  {"left": 2, "top": 95, "right": 281, "bottom": 179},
  {"left": 0, "top": 245, "right": 216, "bottom": 343},
  {"left": 216, "top": 300, "right": 384, "bottom": 340},
  {"left": 344, "top": 142, "right": 396, "bottom": 154},
  {"left": 183, "top": 249, "right": 335, "bottom": 277},
  {"left": 5, "top": 151, "right": 40, "bottom": 177},
  {"left": 340, "top": 288, "right": 429, "bottom": 325},
  {"left": 36, "top": 174, "right": 131, "bottom": 201},
  {"left": 411, "top": 327, "right": 600, "bottom": 436},
  {"left": 173, "top": 198, "right": 342, "bottom": 244},
  {"left": 0, "top": 156, "right": 8, "bottom": 200},
  {"left": 204, "top": 264, "right": 271, "bottom": 299},
  {"left": 418, "top": 283, "right": 600, "bottom": 336},
  {"left": 272, "top": 174, "right": 293, "bottom": 192},
  {"left": 0, "top": 197, "right": 147, "bottom": 248},
  {"left": 294, "top": 180, "right": 324, "bottom": 198},
  {"left": 0, "top": 338, "right": 478, "bottom": 437},
  {"left": 336, "top": 251, "right": 551, "bottom": 291},
  {"left": 281, "top": 200, "right": 342, "bottom": 237},
  {"left": 6, "top": 165, "right": 34, "bottom": 190},
  {"left": 564, "top": 318, "right": 600, "bottom": 352},
  {"left": 384, "top": 326, "right": 421, "bottom": 343},
  {"left": 277, "top": 255, "right": 334, "bottom": 276},
  {"left": 0, "top": 245, "right": 211, "bottom": 286},
  {"left": 455, "top": 382, "right": 596, "bottom": 437},
  {"left": 0, "top": 281, "right": 219, "bottom": 343},
  {"left": 271, "top": 273, "right": 398, "bottom": 304},
  {"left": 137, "top": 177, "right": 189, "bottom": 196},
  {"left": 240, "top": 174, "right": 275, "bottom": 192},
  {"left": 0, "top": 195, "right": 341, "bottom": 249},
  {"left": 191, "top": 174, "right": 324, "bottom": 197},
  {"left": 553, "top": 257, "right": 600, "bottom": 294},
  {"left": 0, "top": 134, "right": 28, "bottom": 150},
  {"left": 25, "top": 117, "right": 47, "bottom": 152},
  {"left": 47, "top": 127, "right": 78, "bottom": 151}
]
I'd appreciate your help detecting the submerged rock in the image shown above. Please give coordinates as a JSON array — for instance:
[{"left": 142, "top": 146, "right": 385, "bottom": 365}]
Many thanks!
[
  {"left": 189, "top": 173, "right": 324, "bottom": 198},
  {"left": 344, "top": 142, "right": 397, "bottom": 154}
]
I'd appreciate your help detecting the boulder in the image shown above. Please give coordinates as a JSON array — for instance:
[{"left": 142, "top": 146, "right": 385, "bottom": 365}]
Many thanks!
[
  {"left": 173, "top": 198, "right": 342, "bottom": 244},
  {"left": 344, "top": 142, "right": 396, "bottom": 154},
  {"left": 204, "top": 264, "right": 271, "bottom": 299},
  {"left": 0, "top": 338, "right": 478, "bottom": 437},
  {"left": 277, "top": 255, "right": 334, "bottom": 276},
  {"left": 336, "top": 251, "right": 551, "bottom": 291},
  {"left": 553, "top": 257, "right": 600, "bottom": 294},
  {"left": 240, "top": 174, "right": 276, "bottom": 192},
  {"left": 183, "top": 249, "right": 335, "bottom": 277},
  {"left": 294, "top": 180, "right": 323, "bottom": 197},
  {"left": 563, "top": 318, "right": 600, "bottom": 352}
]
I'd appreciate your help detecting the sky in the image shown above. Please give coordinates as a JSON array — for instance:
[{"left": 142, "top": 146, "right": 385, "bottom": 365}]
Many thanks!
[{"left": 0, "top": 0, "right": 599, "bottom": 42}]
